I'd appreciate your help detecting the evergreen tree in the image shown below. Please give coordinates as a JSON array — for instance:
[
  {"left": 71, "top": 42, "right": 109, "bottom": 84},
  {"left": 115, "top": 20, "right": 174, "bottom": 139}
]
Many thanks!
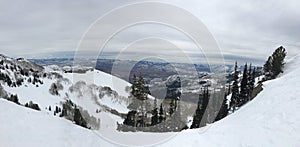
[
  {"left": 74, "top": 107, "right": 87, "bottom": 128},
  {"left": 190, "top": 87, "right": 209, "bottom": 129},
  {"left": 164, "top": 75, "right": 181, "bottom": 119},
  {"left": 202, "top": 88, "right": 209, "bottom": 111},
  {"left": 151, "top": 98, "right": 159, "bottom": 125},
  {"left": 264, "top": 46, "right": 287, "bottom": 79},
  {"left": 151, "top": 107, "right": 159, "bottom": 126},
  {"left": 135, "top": 74, "right": 150, "bottom": 101},
  {"left": 168, "top": 99, "right": 175, "bottom": 116},
  {"left": 248, "top": 66, "right": 256, "bottom": 99},
  {"left": 55, "top": 106, "right": 59, "bottom": 114},
  {"left": 230, "top": 62, "right": 239, "bottom": 112},
  {"left": 168, "top": 100, "right": 186, "bottom": 131},
  {"left": 239, "top": 63, "right": 248, "bottom": 106},
  {"left": 131, "top": 74, "right": 138, "bottom": 98},
  {"left": 190, "top": 96, "right": 203, "bottom": 129},
  {"left": 125, "top": 74, "right": 151, "bottom": 128},
  {"left": 264, "top": 56, "right": 272, "bottom": 77},
  {"left": 215, "top": 92, "right": 229, "bottom": 121},
  {"left": 128, "top": 74, "right": 143, "bottom": 110},
  {"left": 158, "top": 103, "right": 165, "bottom": 123},
  {"left": 123, "top": 110, "right": 137, "bottom": 127},
  {"left": 271, "top": 46, "right": 287, "bottom": 78},
  {"left": 228, "top": 84, "right": 231, "bottom": 95},
  {"left": 248, "top": 63, "right": 252, "bottom": 84},
  {"left": 10, "top": 94, "right": 20, "bottom": 105}
]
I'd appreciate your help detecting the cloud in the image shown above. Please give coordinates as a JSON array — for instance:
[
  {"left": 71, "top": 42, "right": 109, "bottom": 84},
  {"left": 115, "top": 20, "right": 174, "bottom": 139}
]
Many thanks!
[{"left": 0, "top": 0, "right": 299, "bottom": 64}]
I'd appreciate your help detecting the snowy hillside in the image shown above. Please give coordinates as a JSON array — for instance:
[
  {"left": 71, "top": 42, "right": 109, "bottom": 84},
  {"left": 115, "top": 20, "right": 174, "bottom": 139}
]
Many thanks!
[
  {"left": 1, "top": 54, "right": 300, "bottom": 146},
  {"left": 159, "top": 55, "right": 300, "bottom": 147},
  {"left": 0, "top": 55, "right": 133, "bottom": 130}
]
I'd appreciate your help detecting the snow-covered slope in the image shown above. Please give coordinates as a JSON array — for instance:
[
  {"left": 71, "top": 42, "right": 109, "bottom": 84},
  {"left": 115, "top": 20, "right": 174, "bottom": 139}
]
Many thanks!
[
  {"left": 1, "top": 54, "right": 300, "bottom": 147},
  {"left": 0, "top": 55, "right": 132, "bottom": 131},
  {"left": 159, "top": 54, "right": 300, "bottom": 147},
  {"left": 0, "top": 99, "right": 113, "bottom": 147}
]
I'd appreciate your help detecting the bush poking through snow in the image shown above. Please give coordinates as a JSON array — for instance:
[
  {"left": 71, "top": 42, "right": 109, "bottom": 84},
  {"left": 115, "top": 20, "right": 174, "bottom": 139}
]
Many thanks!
[
  {"left": 25, "top": 101, "right": 41, "bottom": 111},
  {"left": 49, "top": 82, "right": 63, "bottom": 96},
  {"left": 9, "top": 94, "right": 20, "bottom": 105},
  {"left": 60, "top": 100, "right": 100, "bottom": 129}
]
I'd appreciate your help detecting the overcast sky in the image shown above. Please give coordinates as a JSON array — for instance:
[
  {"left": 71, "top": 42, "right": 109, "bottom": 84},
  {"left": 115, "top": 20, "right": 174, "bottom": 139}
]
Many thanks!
[{"left": 0, "top": 0, "right": 299, "bottom": 65}]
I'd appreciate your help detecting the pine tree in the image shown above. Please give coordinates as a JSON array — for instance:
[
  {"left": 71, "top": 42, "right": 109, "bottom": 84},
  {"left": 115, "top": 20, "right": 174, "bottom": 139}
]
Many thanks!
[
  {"left": 228, "top": 84, "right": 231, "bottom": 95},
  {"left": 125, "top": 74, "right": 151, "bottom": 128},
  {"left": 55, "top": 106, "right": 59, "bottom": 114},
  {"left": 168, "top": 99, "right": 175, "bottom": 116},
  {"left": 135, "top": 74, "right": 150, "bottom": 101},
  {"left": 264, "top": 46, "right": 287, "bottom": 79},
  {"left": 202, "top": 88, "right": 209, "bottom": 111},
  {"left": 239, "top": 63, "right": 248, "bottom": 106},
  {"left": 215, "top": 92, "right": 229, "bottom": 121},
  {"left": 230, "top": 62, "right": 239, "bottom": 112},
  {"left": 123, "top": 110, "right": 137, "bottom": 127},
  {"left": 128, "top": 74, "right": 143, "bottom": 110},
  {"left": 190, "top": 96, "right": 203, "bottom": 129},
  {"left": 131, "top": 74, "right": 138, "bottom": 98},
  {"left": 190, "top": 87, "right": 209, "bottom": 129},
  {"left": 248, "top": 66, "right": 256, "bottom": 99},
  {"left": 158, "top": 103, "right": 165, "bottom": 123},
  {"left": 264, "top": 56, "right": 272, "bottom": 77},
  {"left": 168, "top": 100, "right": 186, "bottom": 131},
  {"left": 151, "top": 98, "right": 159, "bottom": 126},
  {"left": 10, "top": 94, "right": 20, "bottom": 105},
  {"left": 74, "top": 107, "right": 87, "bottom": 128},
  {"left": 271, "top": 46, "right": 287, "bottom": 78}
]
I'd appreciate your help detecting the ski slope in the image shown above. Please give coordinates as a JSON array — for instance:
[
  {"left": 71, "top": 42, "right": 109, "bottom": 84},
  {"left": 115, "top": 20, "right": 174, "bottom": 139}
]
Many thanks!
[{"left": 1, "top": 55, "right": 300, "bottom": 147}]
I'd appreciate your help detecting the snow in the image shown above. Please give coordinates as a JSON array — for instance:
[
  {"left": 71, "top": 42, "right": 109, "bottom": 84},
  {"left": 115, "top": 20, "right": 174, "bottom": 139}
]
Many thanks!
[
  {"left": 1, "top": 54, "right": 300, "bottom": 146},
  {"left": 2, "top": 68, "right": 130, "bottom": 114},
  {"left": 0, "top": 99, "right": 113, "bottom": 147},
  {"left": 99, "top": 95, "right": 129, "bottom": 113},
  {"left": 159, "top": 55, "right": 300, "bottom": 147},
  {"left": 64, "top": 69, "right": 131, "bottom": 114},
  {"left": 4, "top": 78, "right": 63, "bottom": 109},
  {"left": 64, "top": 70, "right": 130, "bottom": 98}
]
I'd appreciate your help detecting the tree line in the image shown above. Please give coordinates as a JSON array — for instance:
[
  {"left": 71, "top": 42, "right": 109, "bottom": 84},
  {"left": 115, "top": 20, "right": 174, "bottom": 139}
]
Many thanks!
[
  {"left": 230, "top": 46, "right": 287, "bottom": 112},
  {"left": 117, "top": 46, "right": 287, "bottom": 132},
  {"left": 117, "top": 74, "right": 187, "bottom": 132}
]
